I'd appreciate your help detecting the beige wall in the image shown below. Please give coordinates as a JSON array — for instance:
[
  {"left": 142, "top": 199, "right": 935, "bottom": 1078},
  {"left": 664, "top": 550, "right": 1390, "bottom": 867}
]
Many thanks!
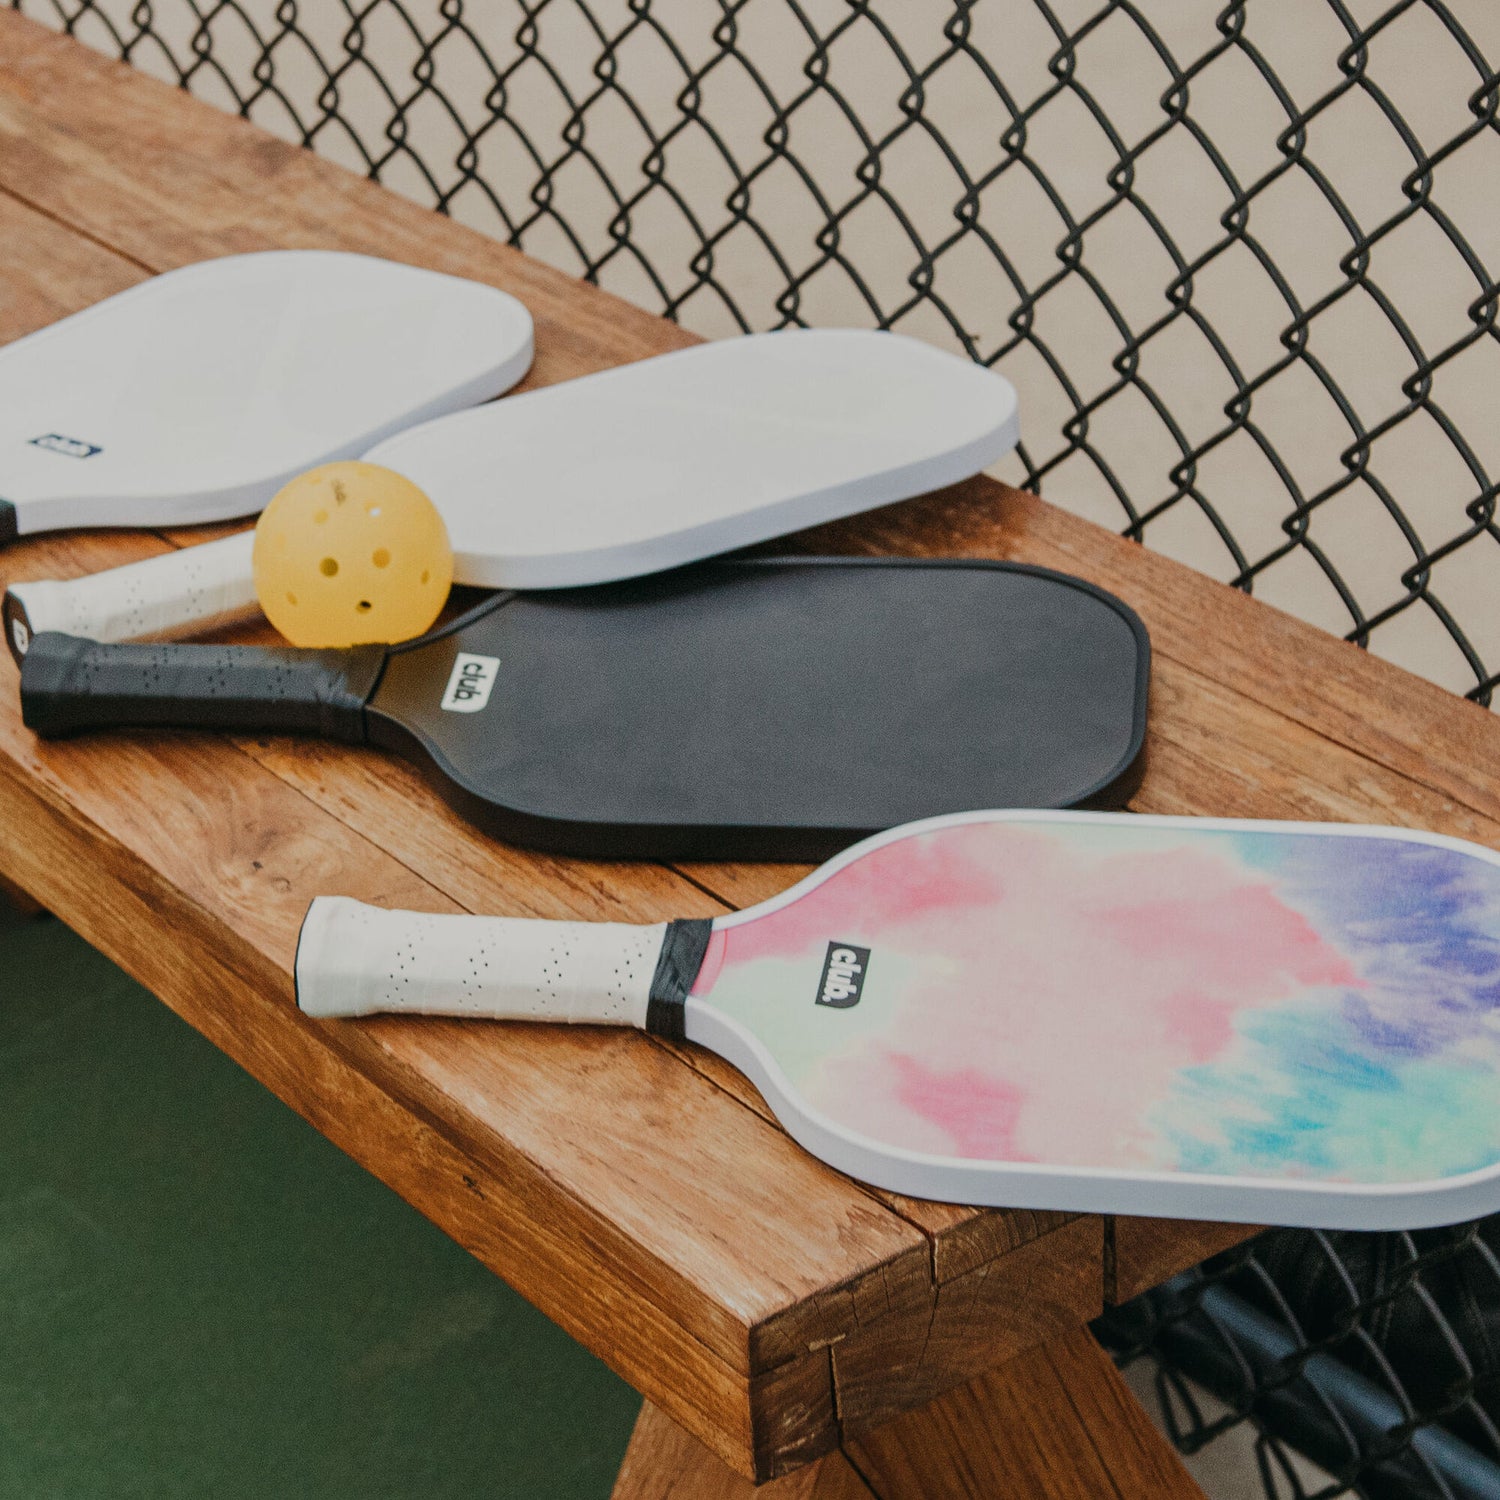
[{"left": 26, "top": 0, "right": 1500, "bottom": 702}]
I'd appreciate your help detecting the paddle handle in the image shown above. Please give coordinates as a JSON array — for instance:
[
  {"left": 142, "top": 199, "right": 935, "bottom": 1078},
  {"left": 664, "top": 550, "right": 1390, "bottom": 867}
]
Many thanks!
[
  {"left": 3, "top": 531, "right": 258, "bottom": 665},
  {"left": 296, "top": 896, "right": 681, "bottom": 1028},
  {"left": 19, "top": 633, "right": 384, "bottom": 740}
]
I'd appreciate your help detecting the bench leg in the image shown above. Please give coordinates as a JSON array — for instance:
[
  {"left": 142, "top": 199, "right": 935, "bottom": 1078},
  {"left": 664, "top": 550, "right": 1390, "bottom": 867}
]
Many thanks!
[
  {"left": 612, "top": 1324, "right": 1203, "bottom": 1497},
  {"left": 611, "top": 1402, "right": 872, "bottom": 1498}
]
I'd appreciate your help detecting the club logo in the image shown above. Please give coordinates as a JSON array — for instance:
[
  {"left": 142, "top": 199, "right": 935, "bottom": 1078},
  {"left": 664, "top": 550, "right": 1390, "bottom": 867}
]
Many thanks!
[
  {"left": 815, "top": 942, "right": 871, "bottom": 1009},
  {"left": 440, "top": 652, "right": 500, "bottom": 714},
  {"left": 29, "top": 433, "right": 102, "bottom": 459}
]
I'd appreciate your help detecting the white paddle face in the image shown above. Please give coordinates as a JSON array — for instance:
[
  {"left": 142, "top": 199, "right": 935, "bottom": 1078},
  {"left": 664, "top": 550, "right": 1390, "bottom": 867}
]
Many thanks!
[
  {"left": 0, "top": 250, "right": 533, "bottom": 538},
  {"left": 688, "top": 810, "right": 1500, "bottom": 1228},
  {"left": 363, "top": 329, "right": 1021, "bottom": 589}
]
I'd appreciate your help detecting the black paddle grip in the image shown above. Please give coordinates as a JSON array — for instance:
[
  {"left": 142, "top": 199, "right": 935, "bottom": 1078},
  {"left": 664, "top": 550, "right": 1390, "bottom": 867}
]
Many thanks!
[{"left": 20, "top": 633, "right": 385, "bottom": 742}]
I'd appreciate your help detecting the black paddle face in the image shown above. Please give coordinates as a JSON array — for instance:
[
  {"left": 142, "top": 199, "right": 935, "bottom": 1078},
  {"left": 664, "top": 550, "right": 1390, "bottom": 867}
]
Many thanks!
[{"left": 367, "top": 557, "right": 1149, "bottom": 859}]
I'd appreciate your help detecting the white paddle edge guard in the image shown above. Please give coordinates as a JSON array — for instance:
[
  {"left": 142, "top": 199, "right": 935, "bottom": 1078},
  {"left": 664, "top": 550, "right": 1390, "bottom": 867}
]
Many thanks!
[
  {"left": 295, "top": 895, "right": 669, "bottom": 1029},
  {"left": 5, "top": 531, "right": 258, "bottom": 660},
  {"left": 692, "top": 807, "right": 1500, "bottom": 1232}
]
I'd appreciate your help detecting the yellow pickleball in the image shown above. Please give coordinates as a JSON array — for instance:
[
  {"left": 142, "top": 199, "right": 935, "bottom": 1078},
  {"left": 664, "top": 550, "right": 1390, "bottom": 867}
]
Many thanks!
[{"left": 253, "top": 461, "right": 453, "bottom": 647}]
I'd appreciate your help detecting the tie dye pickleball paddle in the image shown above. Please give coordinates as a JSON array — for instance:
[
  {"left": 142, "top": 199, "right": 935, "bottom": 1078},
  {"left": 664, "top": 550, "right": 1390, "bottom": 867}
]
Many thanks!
[{"left": 297, "top": 809, "right": 1500, "bottom": 1230}]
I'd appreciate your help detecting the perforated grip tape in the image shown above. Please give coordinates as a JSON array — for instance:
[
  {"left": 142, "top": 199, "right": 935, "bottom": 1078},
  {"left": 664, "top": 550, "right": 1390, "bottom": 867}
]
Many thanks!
[
  {"left": 296, "top": 897, "right": 691, "bottom": 1029},
  {"left": 4, "top": 531, "right": 258, "bottom": 665},
  {"left": 19, "top": 633, "right": 384, "bottom": 741}
]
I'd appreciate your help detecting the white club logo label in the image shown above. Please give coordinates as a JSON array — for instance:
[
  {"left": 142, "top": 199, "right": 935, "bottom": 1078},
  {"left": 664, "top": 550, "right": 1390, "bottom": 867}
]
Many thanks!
[
  {"left": 816, "top": 942, "right": 871, "bottom": 1009},
  {"left": 29, "top": 433, "right": 102, "bottom": 459},
  {"left": 440, "top": 652, "right": 499, "bottom": 713}
]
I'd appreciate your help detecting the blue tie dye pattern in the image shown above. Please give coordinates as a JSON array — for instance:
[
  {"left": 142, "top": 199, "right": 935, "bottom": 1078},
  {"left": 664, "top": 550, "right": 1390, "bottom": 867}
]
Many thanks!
[{"left": 1153, "top": 831, "right": 1500, "bottom": 1183}]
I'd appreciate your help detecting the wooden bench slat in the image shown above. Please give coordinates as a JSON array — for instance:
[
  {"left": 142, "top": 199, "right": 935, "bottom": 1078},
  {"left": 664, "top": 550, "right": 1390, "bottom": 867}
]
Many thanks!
[
  {"left": 0, "top": 187, "right": 146, "bottom": 337},
  {"left": 1110, "top": 1218, "right": 1264, "bottom": 1308}
]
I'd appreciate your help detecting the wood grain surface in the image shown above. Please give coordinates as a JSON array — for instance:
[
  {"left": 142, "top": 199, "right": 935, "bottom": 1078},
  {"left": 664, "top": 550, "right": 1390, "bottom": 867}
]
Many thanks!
[
  {"left": 1109, "top": 1217, "right": 1266, "bottom": 1308},
  {"left": 845, "top": 1326, "right": 1204, "bottom": 1499},
  {"left": 4, "top": 8, "right": 1497, "bottom": 1483},
  {"left": 612, "top": 1326, "right": 1203, "bottom": 1499},
  {"left": 612, "top": 1403, "right": 877, "bottom": 1500}
]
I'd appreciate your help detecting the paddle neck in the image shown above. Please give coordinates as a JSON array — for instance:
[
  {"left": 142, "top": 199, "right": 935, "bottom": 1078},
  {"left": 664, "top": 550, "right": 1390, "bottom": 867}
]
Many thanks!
[
  {"left": 295, "top": 897, "right": 713, "bottom": 1040},
  {"left": 19, "top": 632, "right": 385, "bottom": 742}
]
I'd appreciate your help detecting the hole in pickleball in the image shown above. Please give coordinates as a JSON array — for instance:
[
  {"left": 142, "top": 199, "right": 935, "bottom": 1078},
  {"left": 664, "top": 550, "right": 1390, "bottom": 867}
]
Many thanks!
[
  {"left": 314, "top": 510, "right": 328, "bottom": 525},
  {"left": 320, "top": 557, "right": 339, "bottom": 577},
  {"left": 420, "top": 570, "right": 430, "bottom": 585},
  {"left": 367, "top": 505, "right": 382, "bottom": 517},
  {"left": 373, "top": 548, "right": 390, "bottom": 568},
  {"left": 286, "top": 592, "right": 297, "bottom": 606},
  {"left": 356, "top": 600, "right": 372, "bottom": 613}
]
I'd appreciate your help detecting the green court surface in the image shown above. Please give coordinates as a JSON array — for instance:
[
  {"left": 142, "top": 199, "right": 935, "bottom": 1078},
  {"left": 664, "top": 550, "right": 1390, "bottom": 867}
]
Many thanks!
[{"left": 0, "top": 903, "right": 641, "bottom": 1499}]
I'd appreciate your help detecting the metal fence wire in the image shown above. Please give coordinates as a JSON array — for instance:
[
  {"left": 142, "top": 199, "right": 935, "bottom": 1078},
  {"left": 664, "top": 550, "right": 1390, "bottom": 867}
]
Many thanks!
[
  {"left": 1094, "top": 1224, "right": 1500, "bottom": 1500},
  {"left": 14, "top": 0, "right": 1500, "bottom": 704}
]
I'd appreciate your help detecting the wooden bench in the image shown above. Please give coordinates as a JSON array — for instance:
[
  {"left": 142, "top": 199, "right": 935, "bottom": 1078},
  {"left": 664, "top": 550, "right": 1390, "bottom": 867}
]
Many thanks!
[{"left": 4, "top": 12, "right": 1497, "bottom": 1494}]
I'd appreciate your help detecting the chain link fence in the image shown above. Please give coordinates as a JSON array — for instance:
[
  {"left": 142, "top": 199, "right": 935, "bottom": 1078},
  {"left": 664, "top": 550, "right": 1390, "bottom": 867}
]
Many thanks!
[
  {"left": 10, "top": 4, "right": 1500, "bottom": 1494},
  {"left": 13, "top": 0, "right": 1499, "bottom": 704},
  {"left": 1096, "top": 1224, "right": 1500, "bottom": 1499}
]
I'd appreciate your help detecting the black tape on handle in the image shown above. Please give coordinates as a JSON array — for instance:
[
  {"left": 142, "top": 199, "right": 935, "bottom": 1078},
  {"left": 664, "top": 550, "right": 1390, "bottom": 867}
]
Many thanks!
[
  {"left": 19, "top": 633, "right": 385, "bottom": 742},
  {"left": 0, "top": 500, "right": 17, "bottom": 549},
  {"left": 645, "top": 918, "right": 714, "bottom": 1041}
]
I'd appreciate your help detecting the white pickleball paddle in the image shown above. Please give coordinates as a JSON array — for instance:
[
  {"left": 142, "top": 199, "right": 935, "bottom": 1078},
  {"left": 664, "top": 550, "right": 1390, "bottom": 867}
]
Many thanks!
[
  {"left": 4, "top": 330, "right": 1019, "bottom": 660},
  {"left": 0, "top": 249, "right": 533, "bottom": 543}
]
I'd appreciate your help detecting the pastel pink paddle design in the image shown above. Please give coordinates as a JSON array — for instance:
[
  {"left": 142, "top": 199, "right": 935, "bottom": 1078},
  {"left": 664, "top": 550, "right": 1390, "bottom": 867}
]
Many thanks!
[{"left": 295, "top": 809, "right": 1500, "bottom": 1229}]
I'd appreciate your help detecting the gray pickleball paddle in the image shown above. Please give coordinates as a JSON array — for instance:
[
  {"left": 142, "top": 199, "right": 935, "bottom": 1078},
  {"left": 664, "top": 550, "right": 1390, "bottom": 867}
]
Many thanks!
[{"left": 19, "top": 557, "right": 1148, "bottom": 860}]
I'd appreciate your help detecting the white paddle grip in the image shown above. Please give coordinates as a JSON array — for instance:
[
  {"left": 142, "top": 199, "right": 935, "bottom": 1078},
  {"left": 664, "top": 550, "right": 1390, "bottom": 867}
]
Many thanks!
[
  {"left": 296, "top": 896, "right": 668, "bottom": 1028},
  {"left": 5, "top": 531, "right": 258, "bottom": 655}
]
